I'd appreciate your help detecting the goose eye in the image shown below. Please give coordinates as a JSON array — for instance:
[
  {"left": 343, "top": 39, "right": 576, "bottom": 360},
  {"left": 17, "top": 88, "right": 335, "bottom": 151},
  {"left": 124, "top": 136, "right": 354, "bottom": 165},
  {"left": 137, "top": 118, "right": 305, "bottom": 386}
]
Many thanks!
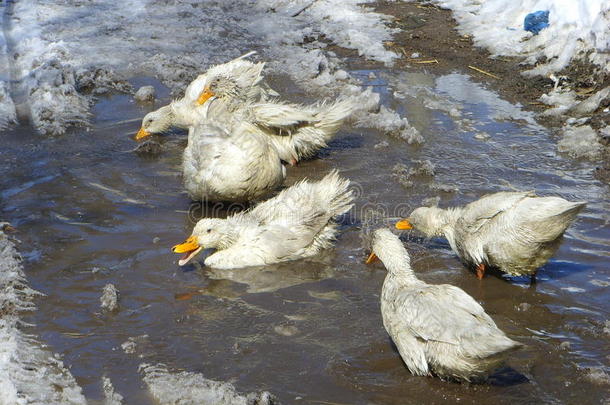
[{"left": 206, "top": 229, "right": 212, "bottom": 233}]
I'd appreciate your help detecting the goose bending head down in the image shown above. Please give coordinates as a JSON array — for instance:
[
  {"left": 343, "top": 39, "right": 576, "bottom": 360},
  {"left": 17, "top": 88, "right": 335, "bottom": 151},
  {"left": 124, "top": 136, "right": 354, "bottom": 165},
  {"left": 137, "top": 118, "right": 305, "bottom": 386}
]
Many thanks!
[
  {"left": 395, "top": 191, "right": 586, "bottom": 279},
  {"left": 367, "top": 228, "right": 521, "bottom": 381},
  {"left": 396, "top": 206, "right": 448, "bottom": 237},
  {"left": 136, "top": 106, "right": 175, "bottom": 140}
]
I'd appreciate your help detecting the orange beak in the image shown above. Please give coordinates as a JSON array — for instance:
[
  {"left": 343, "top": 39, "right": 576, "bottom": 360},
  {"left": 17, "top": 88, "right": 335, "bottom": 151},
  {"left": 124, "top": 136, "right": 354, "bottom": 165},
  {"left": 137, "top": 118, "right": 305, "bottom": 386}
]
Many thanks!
[
  {"left": 172, "top": 236, "right": 203, "bottom": 266},
  {"left": 365, "top": 252, "right": 379, "bottom": 264},
  {"left": 395, "top": 219, "right": 413, "bottom": 230},
  {"left": 135, "top": 127, "right": 151, "bottom": 140},
  {"left": 196, "top": 88, "right": 215, "bottom": 105}
]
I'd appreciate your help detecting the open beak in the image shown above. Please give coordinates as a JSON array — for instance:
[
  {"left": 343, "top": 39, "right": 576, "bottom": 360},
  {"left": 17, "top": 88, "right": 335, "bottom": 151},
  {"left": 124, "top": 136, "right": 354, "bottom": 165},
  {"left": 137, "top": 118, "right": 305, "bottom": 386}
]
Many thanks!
[
  {"left": 135, "top": 127, "right": 151, "bottom": 140},
  {"left": 172, "top": 236, "right": 203, "bottom": 266},
  {"left": 365, "top": 252, "right": 379, "bottom": 264},
  {"left": 395, "top": 219, "right": 413, "bottom": 230},
  {"left": 196, "top": 88, "right": 215, "bottom": 105}
]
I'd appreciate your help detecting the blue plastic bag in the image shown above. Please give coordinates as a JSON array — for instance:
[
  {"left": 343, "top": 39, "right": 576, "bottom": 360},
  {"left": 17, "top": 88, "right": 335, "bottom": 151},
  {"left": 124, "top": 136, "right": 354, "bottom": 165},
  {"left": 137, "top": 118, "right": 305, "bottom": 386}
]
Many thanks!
[{"left": 524, "top": 10, "right": 549, "bottom": 34}]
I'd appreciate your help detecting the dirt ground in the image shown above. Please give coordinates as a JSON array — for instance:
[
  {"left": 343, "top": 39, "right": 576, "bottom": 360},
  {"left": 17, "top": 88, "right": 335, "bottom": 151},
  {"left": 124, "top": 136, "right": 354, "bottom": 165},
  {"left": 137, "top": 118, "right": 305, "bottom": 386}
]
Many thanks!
[{"left": 372, "top": 0, "right": 610, "bottom": 179}]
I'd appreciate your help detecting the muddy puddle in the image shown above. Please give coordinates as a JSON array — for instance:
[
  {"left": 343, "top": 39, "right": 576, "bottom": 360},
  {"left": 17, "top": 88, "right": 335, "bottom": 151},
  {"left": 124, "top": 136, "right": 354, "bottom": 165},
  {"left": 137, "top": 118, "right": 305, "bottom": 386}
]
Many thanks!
[{"left": 1, "top": 58, "right": 609, "bottom": 404}]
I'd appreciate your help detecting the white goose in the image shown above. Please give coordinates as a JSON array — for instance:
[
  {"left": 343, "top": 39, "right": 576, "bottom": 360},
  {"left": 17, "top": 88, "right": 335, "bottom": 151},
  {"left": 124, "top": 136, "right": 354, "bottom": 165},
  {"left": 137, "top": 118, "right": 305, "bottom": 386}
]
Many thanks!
[
  {"left": 396, "top": 191, "right": 586, "bottom": 278},
  {"left": 195, "top": 75, "right": 357, "bottom": 164},
  {"left": 172, "top": 171, "right": 353, "bottom": 269},
  {"left": 136, "top": 51, "right": 275, "bottom": 140},
  {"left": 182, "top": 122, "right": 285, "bottom": 203},
  {"left": 368, "top": 228, "right": 521, "bottom": 381}
]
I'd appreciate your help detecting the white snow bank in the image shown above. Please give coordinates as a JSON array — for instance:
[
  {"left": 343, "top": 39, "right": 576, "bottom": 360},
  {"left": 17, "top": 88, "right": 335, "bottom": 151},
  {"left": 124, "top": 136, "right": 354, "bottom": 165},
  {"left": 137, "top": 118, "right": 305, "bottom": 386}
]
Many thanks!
[
  {"left": 139, "top": 363, "right": 277, "bottom": 405},
  {"left": 3, "top": 0, "right": 397, "bottom": 134},
  {"left": 258, "top": 0, "right": 398, "bottom": 64},
  {"left": 432, "top": 0, "right": 610, "bottom": 76},
  {"left": 0, "top": 227, "right": 86, "bottom": 405},
  {"left": 0, "top": 9, "right": 16, "bottom": 131}
]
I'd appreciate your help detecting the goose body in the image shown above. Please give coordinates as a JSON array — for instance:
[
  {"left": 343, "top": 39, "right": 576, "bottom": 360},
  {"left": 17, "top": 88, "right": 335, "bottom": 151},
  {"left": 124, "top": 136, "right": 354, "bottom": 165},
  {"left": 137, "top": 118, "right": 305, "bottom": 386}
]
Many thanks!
[
  {"left": 397, "top": 191, "right": 586, "bottom": 277},
  {"left": 173, "top": 171, "right": 353, "bottom": 269},
  {"left": 136, "top": 51, "right": 275, "bottom": 139},
  {"left": 370, "top": 229, "right": 521, "bottom": 381},
  {"left": 182, "top": 122, "right": 285, "bottom": 203}
]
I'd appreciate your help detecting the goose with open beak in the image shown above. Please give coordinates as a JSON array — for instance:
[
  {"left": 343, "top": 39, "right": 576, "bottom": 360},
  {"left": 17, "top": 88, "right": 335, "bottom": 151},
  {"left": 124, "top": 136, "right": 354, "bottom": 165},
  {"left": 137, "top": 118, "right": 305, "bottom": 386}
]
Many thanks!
[
  {"left": 367, "top": 228, "right": 521, "bottom": 381},
  {"left": 172, "top": 171, "right": 353, "bottom": 269},
  {"left": 396, "top": 191, "right": 586, "bottom": 279}
]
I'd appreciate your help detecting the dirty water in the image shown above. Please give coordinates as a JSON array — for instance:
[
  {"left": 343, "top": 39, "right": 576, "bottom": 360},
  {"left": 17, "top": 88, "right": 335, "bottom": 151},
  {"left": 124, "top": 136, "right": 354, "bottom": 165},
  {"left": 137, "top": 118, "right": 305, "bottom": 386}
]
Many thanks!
[{"left": 1, "top": 61, "right": 609, "bottom": 405}]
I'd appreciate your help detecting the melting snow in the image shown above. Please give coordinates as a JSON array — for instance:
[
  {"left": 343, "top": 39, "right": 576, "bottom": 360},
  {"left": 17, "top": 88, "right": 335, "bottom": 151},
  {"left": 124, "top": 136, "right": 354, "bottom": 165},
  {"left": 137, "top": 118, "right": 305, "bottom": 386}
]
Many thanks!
[
  {"left": 0, "top": 228, "right": 86, "bottom": 405},
  {"left": 139, "top": 363, "right": 278, "bottom": 405}
]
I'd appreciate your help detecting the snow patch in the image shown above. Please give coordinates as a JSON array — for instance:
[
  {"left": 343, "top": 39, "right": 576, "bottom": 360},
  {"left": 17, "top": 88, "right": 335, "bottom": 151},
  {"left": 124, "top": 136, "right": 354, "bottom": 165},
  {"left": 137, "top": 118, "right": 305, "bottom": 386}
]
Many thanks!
[
  {"left": 139, "top": 363, "right": 278, "bottom": 405},
  {"left": 0, "top": 83, "right": 16, "bottom": 131},
  {"left": 433, "top": 0, "right": 610, "bottom": 75},
  {"left": 0, "top": 227, "right": 86, "bottom": 405}
]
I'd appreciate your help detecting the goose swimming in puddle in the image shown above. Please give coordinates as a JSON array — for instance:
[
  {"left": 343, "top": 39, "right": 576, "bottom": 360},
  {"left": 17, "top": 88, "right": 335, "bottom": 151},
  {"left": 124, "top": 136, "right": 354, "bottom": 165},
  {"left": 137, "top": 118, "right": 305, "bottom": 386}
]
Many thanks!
[
  {"left": 367, "top": 228, "right": 521, "bottom": 381},
  {"left": 173, "top": 171, "right": 353, "bottom": 269},
  {"left": 182, "top": 121, "right": 286, "bottom": 203},
  {"left": 136, "top": 51, "right": 275, "bottom": 140},
  {"left": 396, "top": 191, "right": 586, "bottom": 279}
]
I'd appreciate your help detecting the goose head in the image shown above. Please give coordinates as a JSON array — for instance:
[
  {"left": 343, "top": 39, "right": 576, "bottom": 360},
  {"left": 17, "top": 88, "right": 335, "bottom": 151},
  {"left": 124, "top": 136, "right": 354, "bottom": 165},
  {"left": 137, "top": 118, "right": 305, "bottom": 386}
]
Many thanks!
[
  {"left": 172, "top": 218, "right": 233, "bottom": 266},
  {"left": 196, "top": 75, "right": 241, "bottom": 106},
  {"left": 136, "top": 106, "right": 175, "bottom": 140},
  {"left": 366, "top": 228, "right": 412, "bottom": 275},
  {"left": 396, "top": 206, "right": 447, "bottom": 237}
]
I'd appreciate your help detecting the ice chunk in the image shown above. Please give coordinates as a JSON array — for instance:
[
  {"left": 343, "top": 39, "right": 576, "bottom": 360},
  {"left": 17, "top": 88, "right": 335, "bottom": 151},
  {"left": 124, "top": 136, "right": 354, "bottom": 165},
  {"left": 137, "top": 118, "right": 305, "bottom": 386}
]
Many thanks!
[
  {"left": 357, "top": 105, "right": 423, "bottom": 144},
  {"left": 570, "top": 86, "right": 610, "bottom": 116},
  {"left": 557, "top": 124, "right": 602, "bottom": 159},
  {"left": 100, "top": 283, "right": 120, "bottom": 312},
  {"left": 134, "top": 85, "right": 155, "bottom": 103},
  {"left": 103, "top": 376, "right": 124, "bottom": 405},
  {"left": 139, "top": 363, "right": 278, "bottom": 405}
]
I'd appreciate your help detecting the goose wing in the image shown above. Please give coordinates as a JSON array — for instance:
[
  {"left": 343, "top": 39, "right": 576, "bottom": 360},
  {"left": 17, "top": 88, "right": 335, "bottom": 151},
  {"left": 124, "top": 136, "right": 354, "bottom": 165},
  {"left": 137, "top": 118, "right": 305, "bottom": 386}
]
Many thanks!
[
  {"left": 457, "top": 191, "right": 535, "bottom": 234},
  {"left": 249, "top": 102, "right": 320, "bottom": 133},
  {"left": 391, "top": 284, "right": 497, "bottom": 346}
]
